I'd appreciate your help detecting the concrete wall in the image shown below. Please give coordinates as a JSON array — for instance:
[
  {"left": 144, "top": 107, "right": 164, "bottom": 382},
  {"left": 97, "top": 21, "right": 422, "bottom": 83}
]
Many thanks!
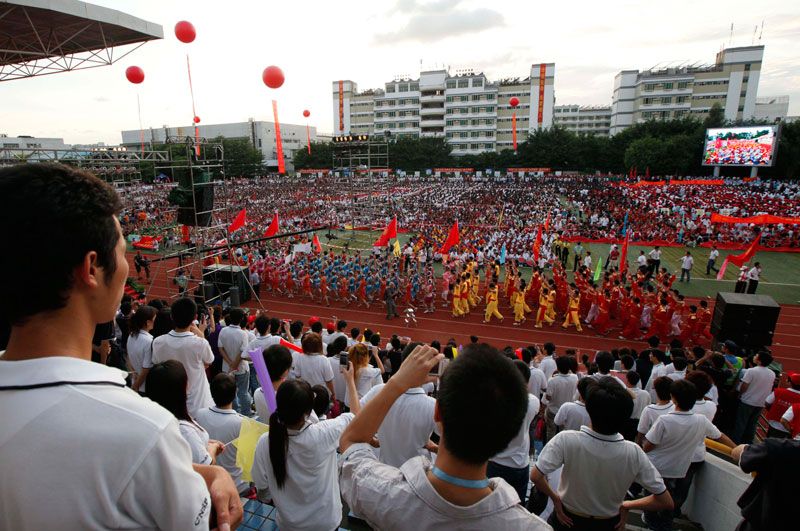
[{"left": 683, "top": 453, "right": 751, "bottom": 531}]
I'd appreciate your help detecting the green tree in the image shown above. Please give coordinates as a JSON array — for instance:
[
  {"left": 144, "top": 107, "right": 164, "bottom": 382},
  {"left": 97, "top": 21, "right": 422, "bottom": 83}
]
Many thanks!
[
  {"left": 216, "top": 137, "right": 265, "bottom": 177},
  {"left": 292, "top": 141, "right": 333, "bottom": 170},
  {"left": 704, "top": 102, "right": 725, "bottom": 129}
]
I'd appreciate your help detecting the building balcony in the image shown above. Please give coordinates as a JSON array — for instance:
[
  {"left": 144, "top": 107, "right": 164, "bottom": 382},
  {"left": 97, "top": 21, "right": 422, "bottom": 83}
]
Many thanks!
[
  {"left": 420, "top": 118, "right": 445, "bottom": 127},
  {"left": 420, "top": 93, "right": 445, "bottom": 103}
]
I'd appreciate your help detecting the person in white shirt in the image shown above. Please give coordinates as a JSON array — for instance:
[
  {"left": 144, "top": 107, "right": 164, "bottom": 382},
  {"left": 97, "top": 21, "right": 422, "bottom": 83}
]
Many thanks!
[
  {"left": 649, "top": 246, "right": 662, "bottom": 273},
  {"left": 532, "top": 377, "right": 672, "bottom": 529},
  {"left": 545, "top": 357, "right": 580, "bottom": 441},
  {"left": 638, "top": 376, "right": 675, "bottom": 445},
  {"left": 151, "top": 297, "right": 215, "bottom": 416},
  {"left": 347, "top": 326, "right": 361, "bottom": 347},
  {"left": 488, "top": 360, "right": 541, "bottom": 504},
  {"left": 538, "top": 342, "right": 558, "bottom": 379},
  {"left": 293, "top": 332, "right": 336, "bottom": 402},
  {"left": 666, "top": 356, "right": 688, "bottom": 381},
  {"left": 678, "top": 251, "right": 694, "bottom": 283},
  {"left": 146, "top": 360, "right": 226, "bottom": 466},
  {"left": 625, "top": 371, "right": 652, "bottom": 441},
  {"left": 217, "top": 308, "right": 252, "bottom": 416},
  {"left": 554, "top": 377, "right": 592, "bottom": 432},
  {"left": 645, "top": 350, "right": 668, "bottom": 403},
  {"left": 583, "top": 251, "right": 592, "bottom": 270},
  {"left": 590, "top": 351, "right": 627, "bottom": 389},
  {"left": 706, "top": 246, "right": 720, "bottom": 276},
  {"left": 246, "top": 315, "right": 281, "bottom": 395},
  {"left": 345, "top": 343, "right": 385, "bottom": 409},
  {"left": 325, "top": 336, "right": 350, "bottom": 407},
  {"left": 339, "top": 344, "right": 550, "bottom": 529},
  {"left": 746, "top": 262, "right": 762, "bottom": 294},
  {"left": 529, "top": 363, "right": 548, "bottom": 400},
  {"left": 195, "top": 373, "right": 251, "bottom": 495},
  {"left": 733, "top": 351, "right": 775, "bottom": 444},
  {"left": 0, "top": 163, "right": 240, "bottom": 530},
  {"left": 126, "top": 305, "right": 157, "bottom": 393},
  {"left": 637, "top": 251, "right": 648, "bottom": 271},
  {"left": 643, "top": 379, "right": 734, "bottom": 529},
  {"left": 251, "top": 363, "right": 360, "bottom": 531},
  {"left": 253, "top": 344, "right": 294, "bottom": 422}
]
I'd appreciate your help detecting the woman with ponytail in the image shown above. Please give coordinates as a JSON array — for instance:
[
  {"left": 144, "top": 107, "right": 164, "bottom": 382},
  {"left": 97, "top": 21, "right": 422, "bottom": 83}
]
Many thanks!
[
  {"left": 127, "top": 305, "right": 157, "bottom": 393},
  {"left": 252, "top": 361, "right": 360, "bottom": 530}
]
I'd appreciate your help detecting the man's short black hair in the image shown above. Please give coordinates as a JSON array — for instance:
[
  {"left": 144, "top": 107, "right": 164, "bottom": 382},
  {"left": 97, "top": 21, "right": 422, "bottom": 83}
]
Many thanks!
[
  {"left": 264, "top": 344, "right": 293, "bottom": 383},
  {"left": 310, "top": 321, "right": 323, "bottom": 333},
  {"left": 437, "top": 344, "right": 528, "bottom": 464},
  {"left": 470, "top": 335, "right": 479, "bottom": 343},
  {"left": 0, "top": 163, "right": 122, "bottom": 325},
  {"left": 685, "top": 370, "right": 712, "bottom": 397},
  {"left": 254, "top": 315, "right": 270, "bottom": 335},
  {"left": 350, "top": 327, "right": 360, "bottom": 339},
  {"left": 337, "top": 319, "right": 347, "bottom": 331},
  {"left": 585, "top": 377, "right": 633, "bottom": 435},
  {"left": 556, "top": 355, "right": 571, "bottom": 374},
  {"left": 512, "top": 359, "right": 531, "bottom": 383},
  {"left": 672, "top": 357, "right": 688, "bottom": 371},
  {"left": 648, "top": 336, "right": 660, "bottom": 348},
  {"left": 757, "top": 351, "right": 773, "bottom": 367},
  {"left": 650, "top": 349, "right": 667, "bottom": 364},
  {"left": 171, "top": 297, "right": 197, "bottom": 329},
  {"left": 653, "top": 376, "right": 673, "bottom": 401},
  {"left": 210, "top": 373, "right": 236, "bottom": 407},
  {"left": 227, "top": 308, "right": 245, "bottom": 327},
  {"left": 626, "top": 371, "right": 640, "bottom": 386},
  {"left": 620, "top": 355, "right": 635, "bottom": 371},
  {"left": 595, "top": 351, "right": 614, "bottom": 373},
  {"left": 670, "top": 379, "right": 698, "bottom": 410},
  {"left": 327, "top": 335, "right": 348, "bottom": 357},
  {"left": 577, "top": 376, "right": 595, "bottom": 400},
  {"left": 544, "top": 342, "right": 556, "bottom": 355}
]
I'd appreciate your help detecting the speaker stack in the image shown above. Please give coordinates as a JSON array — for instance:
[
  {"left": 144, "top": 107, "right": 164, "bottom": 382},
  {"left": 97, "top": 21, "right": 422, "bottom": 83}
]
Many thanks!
[
  {"left": 201, "top": 264, "right": 251, "bottom": 304},
  {"left": 710, "top": 292, "right": 781, "bottom": 349}
]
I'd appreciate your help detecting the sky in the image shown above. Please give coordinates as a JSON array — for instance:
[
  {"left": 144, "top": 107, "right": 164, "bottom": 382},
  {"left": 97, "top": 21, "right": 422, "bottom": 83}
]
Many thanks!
[{"left": 2, "top": 0, "right": 799, "bottom": 145}]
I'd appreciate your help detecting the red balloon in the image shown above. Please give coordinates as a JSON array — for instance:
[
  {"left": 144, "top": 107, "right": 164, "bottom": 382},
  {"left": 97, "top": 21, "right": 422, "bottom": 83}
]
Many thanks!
[
  {"left": 174, "top": 21, "right": 196, "bottom": 43},
  {"left": 125, "top": 66, "right": 144, "bottom": 84},
  {"left": 193, "top": 116, "right": 201, "bottom": 124},
  {"left": 262, "top": 66, "right": 284, "bottom": 89},
  {"left": 303, "top": 110, "right": 310, "bottom": 118},
  {"left": 510, "top": 97, "right": 520, "bottom": 107}
]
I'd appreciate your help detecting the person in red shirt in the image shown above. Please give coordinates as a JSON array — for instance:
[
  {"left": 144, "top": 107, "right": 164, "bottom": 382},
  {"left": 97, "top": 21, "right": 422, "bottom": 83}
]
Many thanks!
[
  {"left": 620, "top": 297, "right": 643, "bottom": 340},
  {"left": 765, "top": 372, "right": 800, "bottom": 438},
  {"left": 594, "top": 289, "right": 613, "bottom": 336}
]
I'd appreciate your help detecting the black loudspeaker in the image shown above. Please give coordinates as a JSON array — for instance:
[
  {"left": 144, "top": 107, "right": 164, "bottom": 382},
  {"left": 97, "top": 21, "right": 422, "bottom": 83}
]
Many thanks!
[
  {"left": 710, "top": 292, "right": 780, "bottom": 347},
  {"left": 202, "top": 264, "right": 251, "bottom": 304},
  {"left": 167, "top": 168, "right": 214, "bottom": 226}
]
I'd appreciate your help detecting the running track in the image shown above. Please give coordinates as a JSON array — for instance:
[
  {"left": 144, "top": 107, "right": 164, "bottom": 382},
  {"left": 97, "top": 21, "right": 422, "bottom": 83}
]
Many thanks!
[{"left": 128, "top": 252, "right": 800, "bottom": 374}]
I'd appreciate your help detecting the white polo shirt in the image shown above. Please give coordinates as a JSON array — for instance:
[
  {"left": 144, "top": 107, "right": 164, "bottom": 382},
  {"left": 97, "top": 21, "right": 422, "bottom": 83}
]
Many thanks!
[
  {"left": 152, "top": 330, "right": 214, "bottom": 415},
  {"left": 553, "top": 400, "right": 590, "bottom": 432},
  {"left": 630, "top": 388, "right": 652, "bottom": 420},
  {"left": 491, "top": 394, "right": 540, "bottom": 469},
  {"left": 538, "top": 355, "right": 557, "bottom": 380},
  {"left": 194, "top": 406, "right": 249, "bottom": 494},
  {"left": 535, "top": 426, "right": 666, "bottom": 518},
  {"left": 345, "top": 366, "right": 382, "bottom": 408},
  {"left": 690, "top": 400, "right": 717, "bottom": 462},
  {"left": 179, "top": 420, "right": 212, "bottom": 465},
  {"left": 680, "top": 256, "right": 694, "bottom": 270},
  {"left": 245, "top": 333, "right": 281, "bottom": 364},
  {"left": 644, "top": 411, "right": 721, "bottom": 478},
  {"left": 529, "top": 366, "right": 548, "bottom": 399},
  {"left": 293, "top": 352, "right": 335, "bottom": 389},
  {"left": 251, "top": 413, "right": 354, "bottom": 531},
  {"left": 361, "top": 384, "right": 438, "bottom": 468},
  {"left": 218, "top": 325, "right": 250, "bottom": 375},
  {"left": 126, "top": 330, "right": 153, "bottom": 391},
  {"left": 0, "top": 356, "right": 211, "bottom": 530},
  {"left": 646, "top": 363, "right": 667, "bottom": 402},
  {"left": 328, "top": 354, "right": 347, "bottom": 401},
  {"left": 740, "top": 366, "right": 775, "bottom": 407},
  {"left": 546, "top": 373, "right": 579, "bottom": 414},
  {"left": 637, "top": 403, "right": 675, "bottom": 435}
]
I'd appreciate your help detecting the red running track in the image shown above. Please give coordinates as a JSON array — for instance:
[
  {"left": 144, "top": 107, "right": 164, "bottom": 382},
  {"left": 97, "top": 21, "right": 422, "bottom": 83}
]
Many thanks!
[{"left": 128, "top": 253, "right": 800, "bottom": 373}]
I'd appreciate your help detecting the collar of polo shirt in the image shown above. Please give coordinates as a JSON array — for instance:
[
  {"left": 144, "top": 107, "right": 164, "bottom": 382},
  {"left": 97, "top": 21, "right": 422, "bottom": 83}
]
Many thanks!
[{"left": 0, "top": 356, "right": 127, "bottom": 389}]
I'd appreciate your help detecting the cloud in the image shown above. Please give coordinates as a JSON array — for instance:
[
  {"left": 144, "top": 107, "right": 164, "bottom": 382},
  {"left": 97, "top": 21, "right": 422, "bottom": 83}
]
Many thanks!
[
  {"left": 378, "top": 3, "right": 504, "bottom": 44},
  {"left": 93, "top": 96, "right": 111, "bottom": 103}
]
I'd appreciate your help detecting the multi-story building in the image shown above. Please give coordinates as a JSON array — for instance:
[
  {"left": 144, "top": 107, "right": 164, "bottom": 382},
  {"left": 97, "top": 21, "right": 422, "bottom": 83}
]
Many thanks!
[
  {"left": 610, "top": 45, "right": 764, "bottom": 135},
  {"left": 332, "top": 64, "right": 555, "bottom": 155},
  {"left": 121, "top": 119, "right": 317, "bottom": 173},
  {"left": 553, "top": 105, "right": 612, "bottom": 136},
  {"left": 754, "top": 95, "right": 790, "bottom": 123},
  {"left": 0, "top": 134, "right": 68, "bottom": 150}
]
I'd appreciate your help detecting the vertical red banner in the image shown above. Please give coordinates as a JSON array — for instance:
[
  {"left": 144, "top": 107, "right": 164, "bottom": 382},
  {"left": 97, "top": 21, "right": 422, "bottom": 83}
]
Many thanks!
[
  {"left": 272, "top": 100, "right": 286, "bottom": 174},
  {"left": 338, "top": 80, "right": 344, "bottom": 131},
  {"left": 538, "top": 63, "right": 546, "bottom": 124},
  {"left": 307, "top": 124, "right": 311, "bottom": 154},
  {"left": 512, "top": 113, "right": 517, "bottom": 150}
]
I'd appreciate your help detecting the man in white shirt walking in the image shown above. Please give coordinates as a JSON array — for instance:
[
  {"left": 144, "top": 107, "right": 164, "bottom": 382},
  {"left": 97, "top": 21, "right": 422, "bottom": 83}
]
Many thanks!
[
  {"left": 733, "top": 351, "right": 775, "bottom": 444},
  {"left": 746, "top": 262, "right": 762, "bottom": 294},
  {"left": 678, "top": 251, "right": 694, "bottom": 283},
  {"left": 706, "top": 246, "right": 719, "bottom": 276},
  {"left": 217, "top": 308, "right": 252, "bottom": 416},
  {"left": 649, "top": 246, "right": 662, "bottom": 274}
]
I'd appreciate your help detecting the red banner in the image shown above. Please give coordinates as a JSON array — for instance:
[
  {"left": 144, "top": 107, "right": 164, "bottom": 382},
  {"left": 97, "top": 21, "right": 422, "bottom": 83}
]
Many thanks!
[
  {"left": 297, "top": 169, "right": 331, "bottom": 174},
  {"left": 669, "top": 179, "right": 724, "bottom": 185},
  {"left": 537, "top": 63, "right": 546, "bottom": 124},
  {"left": 558, "top": 235, "right": 800, "bottom": 252},
  {"left": 620, "top": 180, "right": 667, "bottom": 187},
  {"left": 508, "top": 167, "right": 551, "bottom": 172},
  {"left": 512, "top": 113, "right": 517, "bottom": 150},
  {"left": 710, "top": 213, "right": 800, "bottom": 225},
  {"left": 434, "top": 167, "right": 474, "bottom": 173},
  {"left": 272, "top": 100, "right": 286, "bottom": 174},
  {"left": 338, "top": 80, "right": 344, "bottom": 131}
]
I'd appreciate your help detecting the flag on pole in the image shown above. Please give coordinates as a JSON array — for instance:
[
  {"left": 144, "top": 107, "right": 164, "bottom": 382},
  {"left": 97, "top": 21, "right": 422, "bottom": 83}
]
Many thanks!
[
  {"left": 717, "top": 233, "right": 761, "bottom": 280},
  {"left": 233, "top": 417, "right": 270, "bottom": 482},
  {"left": 621, "top": 211, "right": 629, "bottom": 237},
  {"left": 264, "top": 213, "right": 279, "bottom": 237},
  {"left": 393, "top": 239, "right": 402, "bottom": 257},
  {"left": 373, "top": 217, "right": 397, "bottom": 247},
  {"left": 593, "top": 257, "right": 603, "bottom": 281},
  {"left": 312, "top": 233, "right": 322, "bottom": 253},
  {"left": 620, "top": 232, "right": 630, "bottom": 272},
  {"left": 500, "top": 243, "right": 506, "bottom": 265},
  {"left": 532, "top": 224, "right": 544, "bottom": 262},
  {"left": 438, "top": 220, "right": 459, "bottom": 254},
  {"left": 229, "top": 208, "right": 246, "bottom": 233},
  {"left": 544, "top": 210, "right": 551, "bottom": 231},
  {"left": 279, "top": 338, "right": 303, "bottom": 353}
]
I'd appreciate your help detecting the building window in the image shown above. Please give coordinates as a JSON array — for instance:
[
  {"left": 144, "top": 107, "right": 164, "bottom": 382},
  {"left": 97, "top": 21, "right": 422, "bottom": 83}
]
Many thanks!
[
  {"left": 662, "top": 96, "right": 672, "bottom": 104},
  {"left": 678, "top": 81, "right": 689, "bottom": 89},
  {"left": 446, "top": 120, "right": 454, "bottom": 126},
  {"left": 388, "top": 111, "right": 396, "bottom": 117},
  {"left": 486, "top": 119, "right": 494, "bottom": 125},
  {"left": 744, "top": 63, "right": 751, "bottom": 71},
  {"left": 471, "top": 119, "right": 479, "bottom": 126},
  {"left": 412, "top": 122, "right": 419, "bottom": 128},
  {"left": 398, "top": 122, "right": 405, "bottom": 129},
  {"left": 471, "top": 131, "right": 479, "bottom": 137},
  {"left": 486, "top": 106, "right": 495, "bottom": 113},
  {"left": 446, "top": 108, "right": 454, "bottom": 114},
  {"left": 644, "top": 83, "right": 655, "bottom": 91},
  {"left": 676, "top": 96, "right": 687, "bottom": 103},
  {"left": 386, "top": 85, "right": 395, "bottom": 93},
  {"left": 740, "top": 91, "right": 747, "bottom": 97},
  {"left": 473, "top": 79, "right": 483, "bottom": 87},
  {"left": 743, "top": 76, "right": 749, "bottom": 83},
  {"left": 446, "top": 132, "right": 454, "bottom": 138},
  {"left": 258, "top": 139, "right": 262, "bottom": 147},
  {"left": 472, "top": 94, "right": 481, "bottom": 101},
  {"left": 446, "top": 80, "right": 456, "bottom": 88},
  {"left": 398, "top": 84, "right": 408, "bottom": 92},
  {"left": 487, "top": 93, "right": 495, "bottom": 100},
  {"left": 643, "top": 97, "right": 654, "bottom": 104},
  {"left": 472, "top": 106, "right": 481, "bottom": 113},
  {"left": 738, "top": 106, "right": 744, "bottom": 112},
  {"left": 457, "top": 79, "right": 469, "bottom": 88},
  {"left": 485, "top": 143, "right": 494, "bottom": 149},
  {"left": 446, "top": 96, "right": 454, "bottom": 102},
  {"left": 459, "top": 108, "right": 468, "bottom": 114},
  {"left": 459, "top": 95, "right": 469, "bottom": 102},
  {"left": 663, "top": 82, "right": 673, "bottom": 90},
  {"left": 460, "top": 120, "right": 468, "bottom": 126},
  {"left": 460, "top": 132, "right": 468, "bottom": 138},
  {"left": 471, "top": 143, "right": 480, "bottom": 149},
  {"left": 410, "top": 82, "right": 419, "bottom": 91},
  {"left": 486, "top": 131, "right": 494, "bottom": 137}
]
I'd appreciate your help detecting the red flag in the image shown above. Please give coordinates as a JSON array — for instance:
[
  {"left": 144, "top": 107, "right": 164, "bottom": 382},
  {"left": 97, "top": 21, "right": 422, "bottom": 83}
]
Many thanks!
[
  {"left": 512, "top": 113, "right": 517, "bottom": 150},
  {"left": 373, "top": 217, "right": 398, "bottom": 247},
  {"left": 229, "top": 208, "right": 246, "bottom": 233},
  {"left": 620, "top": 232, "right": 630, "bottom": 272},
  {"left": 180, "top": 224, "right": 191, "bottom": 244},
  {"left": 312, "top": 233, "right": 322, "bottom": 253},
  {"left": 438, "top": 220, "right": 459, "bottom": 254},
  {"left": 265, "top": 213, "right": 279, "bottom": 237},
  {"left": 543, "top": 211, "right": 551, "bottom": 231},
  {"left": 717, "top": 233, "right": 761, "bottom": 280},
  {"left": 272, "top": 100, "right": 286, "bottom": 174},
  {"left": 532, "top": 225, "right": 543, "bottom": 261},
  {"left": 645, "top": 167, "right": 650, "bottom": 179}
]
